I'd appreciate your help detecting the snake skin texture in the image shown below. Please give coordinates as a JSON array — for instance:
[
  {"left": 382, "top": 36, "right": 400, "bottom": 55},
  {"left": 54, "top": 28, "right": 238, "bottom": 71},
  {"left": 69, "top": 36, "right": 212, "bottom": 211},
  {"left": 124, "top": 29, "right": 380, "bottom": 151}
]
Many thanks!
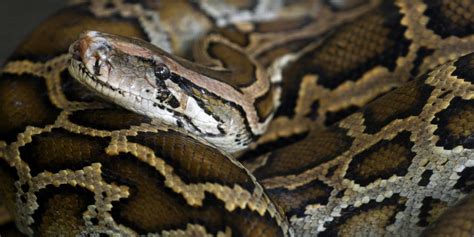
[{"left": 0, "top": 0, "right": 473, "bottom": 236}]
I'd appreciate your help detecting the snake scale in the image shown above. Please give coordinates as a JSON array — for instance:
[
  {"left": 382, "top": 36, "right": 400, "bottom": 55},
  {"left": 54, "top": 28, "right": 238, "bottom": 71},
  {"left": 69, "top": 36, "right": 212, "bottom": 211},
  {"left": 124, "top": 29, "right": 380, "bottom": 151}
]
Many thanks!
[{"left": 0, "top": 0, "right": 473, "bottom": 236}]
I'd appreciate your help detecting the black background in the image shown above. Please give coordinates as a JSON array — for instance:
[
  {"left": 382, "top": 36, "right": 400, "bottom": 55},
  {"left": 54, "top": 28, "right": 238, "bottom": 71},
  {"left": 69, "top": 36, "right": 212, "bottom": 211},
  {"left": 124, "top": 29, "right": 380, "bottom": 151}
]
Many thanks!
[{"left": 0, "top": 0, "right": 67, "bottom": 65}]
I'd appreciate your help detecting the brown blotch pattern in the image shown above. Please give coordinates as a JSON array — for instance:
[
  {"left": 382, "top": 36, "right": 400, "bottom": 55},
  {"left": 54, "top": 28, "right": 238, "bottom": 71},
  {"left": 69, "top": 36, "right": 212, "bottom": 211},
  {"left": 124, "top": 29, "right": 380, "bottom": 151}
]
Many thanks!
[
  {"left": 255, "top": 17, "right": 312, "bottom": 33},
  {"left": 253, "top": 127, "right": 353, "bottom": 179},
  {"left": 445, "top": 108, "right": 474, "bottom": 141},
  {"left": 12, "top": 6, "right": 147, "bottom": 60},
  {"left": 277, "top": 2, "right": 409, "bottom": 117},
  {"left": 346, "top": 132, "right": 416, "bottom": 186},
  {"left": 312, "top": 14, "right": 390, "bottom": 81},
  {"left": 207, "top": 42, "right": 256, "bottom": 89},
  {"left": 0, "top": 74, "right": 60, "bottom": 143},
  {"left": 362, "top": 80, "right": 434, "bottom": 134},
  {"left": 421, "top": 193, "right": 474, "bottom": 237},
  {"left": 423, "top": 0, "right": 474, "bottom": 38},
  {"left": 19, "top": 129, "right": 110, "bottom": 176},
  {"left": 256, "top": 38, "right": 312, "bottom": 68},
  {"left": 254, "top": 87, "right": 275, "bottom": 122},
  {"left": 304, "top": 2, "right": 408, "bottom": 89},
  {"left": 223, "top": 0, "right": 257, "bottom": 10},
  {"left": 321, "top": 196, "right": 406, "bottom": 236},
  {"left": 337, "top": 204, "right": 398, "bottom": 236},
  {"left": 33, "top": 186, "right": 94, "bottom": 237},
  {"left": 69, "top": 108, "right": 151, "bottom": 131},
  {"left": 0, "top": 159, "right": 18, "bottom": 225},
  {"left": 452, "top": 52, "right": 474, "bottom": 83},
  {"left": 267, "top": 180, "right": 333, "bottom": 217},
  {"left": 433, "top": 97, "right": 474, "bottom": 149},
  {"left": 214, "top": 26, "right": 249, "bottom": 47},
  {"left": 105, "top": 154, "right": 282, "bottom": 236},
  {"left": 325, "top": 0, "right": 370, "bottom": 11},
  {"left": 127, "top": 132, "right": 254, "bottom": 189}
]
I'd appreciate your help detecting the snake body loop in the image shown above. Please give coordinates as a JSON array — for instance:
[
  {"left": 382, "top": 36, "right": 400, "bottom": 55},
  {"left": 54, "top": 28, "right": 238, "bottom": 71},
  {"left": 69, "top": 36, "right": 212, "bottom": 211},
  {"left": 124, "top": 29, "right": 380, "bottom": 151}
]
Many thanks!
[{"left": 0, "top": 0, "right": 473, "bottom": 236}]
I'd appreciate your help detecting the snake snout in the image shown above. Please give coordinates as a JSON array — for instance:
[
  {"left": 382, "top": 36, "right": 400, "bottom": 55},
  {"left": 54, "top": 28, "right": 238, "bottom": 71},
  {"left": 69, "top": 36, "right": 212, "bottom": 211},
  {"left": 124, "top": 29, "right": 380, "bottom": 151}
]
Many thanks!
[
  {"left": 70, "top": 41, "right": 82, "bottom": 61},
  {"left": 70, "top": 31, "right": 110, "bottom": 63}
]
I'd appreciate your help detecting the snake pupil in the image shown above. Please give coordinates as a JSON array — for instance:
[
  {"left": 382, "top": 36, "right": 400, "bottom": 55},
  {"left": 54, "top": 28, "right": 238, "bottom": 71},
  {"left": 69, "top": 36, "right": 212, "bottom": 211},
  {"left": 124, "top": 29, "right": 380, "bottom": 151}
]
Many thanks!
[{"left": 155, "top": 63, "right": 171, "bottom": 80}]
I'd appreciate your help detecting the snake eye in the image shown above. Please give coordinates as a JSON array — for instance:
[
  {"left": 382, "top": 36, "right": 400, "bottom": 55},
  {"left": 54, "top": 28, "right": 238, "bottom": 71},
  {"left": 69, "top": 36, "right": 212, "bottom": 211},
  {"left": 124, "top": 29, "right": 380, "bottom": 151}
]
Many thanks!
[{"left": 154, "top": 63, "right": 171, "bottom": 80}]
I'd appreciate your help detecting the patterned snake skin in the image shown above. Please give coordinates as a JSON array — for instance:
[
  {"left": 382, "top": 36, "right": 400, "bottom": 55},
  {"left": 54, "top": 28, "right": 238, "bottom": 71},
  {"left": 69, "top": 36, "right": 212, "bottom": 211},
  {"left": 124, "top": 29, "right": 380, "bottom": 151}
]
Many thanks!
[{"left": 0, "top": 0, "right": 473, "bottom": 236}]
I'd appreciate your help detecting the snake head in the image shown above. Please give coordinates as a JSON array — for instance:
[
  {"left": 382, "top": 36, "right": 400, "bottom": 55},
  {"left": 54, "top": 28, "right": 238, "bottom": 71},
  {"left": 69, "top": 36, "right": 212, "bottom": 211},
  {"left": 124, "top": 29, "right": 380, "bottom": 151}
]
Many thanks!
[
  {"left": 68, "top": 31, "right": 271, "bottom": 153},
  {"left": 68, "top": 31, "right": 183, "bottom": 110}
]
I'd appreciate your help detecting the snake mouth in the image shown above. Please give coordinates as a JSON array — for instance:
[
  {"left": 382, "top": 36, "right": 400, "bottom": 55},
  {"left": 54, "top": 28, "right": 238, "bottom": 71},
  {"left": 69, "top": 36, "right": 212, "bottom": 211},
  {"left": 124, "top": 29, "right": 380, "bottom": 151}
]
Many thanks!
[{"left": 68, "top": 58, "right": 119, "bottom": 94}]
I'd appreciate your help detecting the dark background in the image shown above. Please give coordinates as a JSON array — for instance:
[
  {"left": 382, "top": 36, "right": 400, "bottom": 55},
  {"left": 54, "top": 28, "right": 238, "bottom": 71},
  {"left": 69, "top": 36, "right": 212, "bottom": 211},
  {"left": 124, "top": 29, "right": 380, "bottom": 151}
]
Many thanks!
[{"left": 0, "top": 0, "right": 67, "bottom": 65}]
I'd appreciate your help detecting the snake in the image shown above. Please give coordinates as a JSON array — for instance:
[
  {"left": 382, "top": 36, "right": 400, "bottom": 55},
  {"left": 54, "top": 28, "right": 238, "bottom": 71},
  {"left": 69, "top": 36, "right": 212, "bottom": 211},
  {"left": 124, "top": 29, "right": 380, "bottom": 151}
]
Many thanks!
[{"left": 0, "top": 0, "right": 473, "bottom": 236}]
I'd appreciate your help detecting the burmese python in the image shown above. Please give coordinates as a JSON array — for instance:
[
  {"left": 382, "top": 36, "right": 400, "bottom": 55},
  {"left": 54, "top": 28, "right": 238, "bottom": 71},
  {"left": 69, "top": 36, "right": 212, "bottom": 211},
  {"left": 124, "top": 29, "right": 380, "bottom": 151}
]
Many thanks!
[{"left": 0, "top": 0, "right": 473, "bottom": 236}]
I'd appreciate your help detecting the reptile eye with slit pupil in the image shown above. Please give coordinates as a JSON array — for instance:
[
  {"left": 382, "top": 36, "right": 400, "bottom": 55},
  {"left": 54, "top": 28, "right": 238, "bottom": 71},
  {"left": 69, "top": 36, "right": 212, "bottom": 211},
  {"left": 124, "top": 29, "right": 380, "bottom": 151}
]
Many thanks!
[{"left": 155, "top": 63, "right": 170, "bottom": 80}]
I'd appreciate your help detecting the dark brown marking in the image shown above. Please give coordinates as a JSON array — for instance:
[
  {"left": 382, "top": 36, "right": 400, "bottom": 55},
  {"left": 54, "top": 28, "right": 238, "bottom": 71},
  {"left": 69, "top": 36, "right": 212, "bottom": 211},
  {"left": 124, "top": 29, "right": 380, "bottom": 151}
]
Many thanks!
[
  {"left": 207, "top": 42, "right": 256, "bottom": 89},
  {"left": 421, "top": 193, "right": 474, "bottom": 237},
  {"left": 222, "top": 0, "right": 257, "bottom": 10},
  {"left": 104, "top": 153, "right": 283, "bottom": 236},
  {"left": 0, "top": 159, "right": 18, "bottom": 227},
  {"left": 0, "top": 74, "right": 60, "bottom": 143},
  {"left": 345, "top": 132, "right": 416, "bottom": 186},
  {"left": 452, "top": 52, "right": 474, "bottom": 83},
  {"left": 127, "top": 131, "right": 254, "bottom": 190},
  {"left": 324, "top": 105, "right": 360, "bottom": 126},
  {"left": 254, "top": 86, "right": 275, "bottom": 122},
  {"left": 10, "top": 5, "right": 148, "bottom": 61},
  {"left": 255, "top": 17, "right": 312, "bottom": 33},
  {"left": 321, "top": 195, "right": 406, "bottom": 236},
  {"left": 323, "top": 0, "right": 370, "bottom": 11},
  {"left": 267, "top": 180, "right": 333, "bottom": 218},
  {"left": 423, "top": 0, "right": 474, "bottom": 38},
  {"left": 362, "top": 79, "right": 434, "bottom": 134},
  {"left": 253, "top": 127, "right": 353, "bottom": 179},
  {"left": 69, "top": 108, "right": 152, "bottom": 131},
  {"left": 239, "top": 131, "right": 309, "bottom": 164},
  {"left": 278, "top": 2, "right": 410, "bottom": 117},
  {"left": 19, "top": 128, "right": 110, "bottom": 176},
  {"left": 255, "top": 38, "right": 313, "bottom": 67},
  {"left": 296, "top": 2, "right": 409, "bottom": 89},
  {"left": 432, "top": 97, "right": 474, "bottom": 149},
  {"left": 32, "top": 186, "right": 94, "bottom": 237},
  {"left": 214, "top": 26, "right": 249, "bottom": 47}
]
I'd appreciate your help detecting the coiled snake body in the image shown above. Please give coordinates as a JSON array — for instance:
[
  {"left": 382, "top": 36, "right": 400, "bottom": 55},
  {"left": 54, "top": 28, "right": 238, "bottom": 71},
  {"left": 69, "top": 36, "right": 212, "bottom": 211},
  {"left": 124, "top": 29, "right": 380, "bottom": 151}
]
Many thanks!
[{"left": 0, "top": 0, "right": 473, "bottom": 236}]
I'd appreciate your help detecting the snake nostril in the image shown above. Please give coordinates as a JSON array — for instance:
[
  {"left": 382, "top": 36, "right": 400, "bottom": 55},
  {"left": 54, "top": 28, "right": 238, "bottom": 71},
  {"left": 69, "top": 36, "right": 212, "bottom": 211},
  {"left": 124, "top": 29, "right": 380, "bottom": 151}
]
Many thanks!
[{"left": 72, "top": 50, "right": 82, "bottom": 61}]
